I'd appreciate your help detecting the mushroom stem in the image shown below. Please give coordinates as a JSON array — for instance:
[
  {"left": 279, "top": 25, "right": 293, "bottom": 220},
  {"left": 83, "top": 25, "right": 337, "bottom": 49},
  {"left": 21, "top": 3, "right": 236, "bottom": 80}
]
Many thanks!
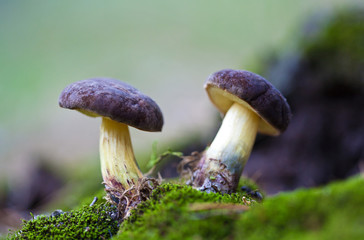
[
  {"left": 100, "top": 117, "right": 143, "bottom": 191},
  {"left": 194, "top": 102, "right": 259, "bottom": 193},
  {"left": 207, "top": 102, "right": 259, "bottom": 173}
]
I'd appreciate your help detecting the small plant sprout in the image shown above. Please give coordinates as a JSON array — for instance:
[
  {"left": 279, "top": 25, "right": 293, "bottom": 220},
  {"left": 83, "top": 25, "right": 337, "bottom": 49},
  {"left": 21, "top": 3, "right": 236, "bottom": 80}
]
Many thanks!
[
  {"left": 59, "top": 78, "right": 163, "bottom": 215},
  {"left": 146, "top": 142, "right": 183, "bottom": 176},
  {"left": 192, "top": 69, "right": 291, "bottom": 194}
]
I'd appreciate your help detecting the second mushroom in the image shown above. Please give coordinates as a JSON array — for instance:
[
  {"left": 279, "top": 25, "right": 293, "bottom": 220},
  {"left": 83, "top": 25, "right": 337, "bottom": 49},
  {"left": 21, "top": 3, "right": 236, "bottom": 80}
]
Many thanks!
[{"left": 191, "top": 69, "right": 291, "bottom": 194}]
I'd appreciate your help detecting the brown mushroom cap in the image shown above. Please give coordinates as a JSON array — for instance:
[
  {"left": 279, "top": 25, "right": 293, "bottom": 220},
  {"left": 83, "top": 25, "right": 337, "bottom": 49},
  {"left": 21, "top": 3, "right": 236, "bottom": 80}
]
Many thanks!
[
  {"left": 205, "top": 69, "right": 291, "bottom": 135},
  {"left": 59, "top": 78, "right": 163, "bottom": 132}
]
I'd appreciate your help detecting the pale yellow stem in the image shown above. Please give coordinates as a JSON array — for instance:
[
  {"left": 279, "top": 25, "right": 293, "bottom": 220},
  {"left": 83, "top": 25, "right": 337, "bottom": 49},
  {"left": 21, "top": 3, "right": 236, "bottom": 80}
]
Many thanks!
[
  {"left": 100, "top": 117, "right": 143, "bottom": 190},
  {"left": 205, "top": 102, "right": 259, "bottom": 174}
]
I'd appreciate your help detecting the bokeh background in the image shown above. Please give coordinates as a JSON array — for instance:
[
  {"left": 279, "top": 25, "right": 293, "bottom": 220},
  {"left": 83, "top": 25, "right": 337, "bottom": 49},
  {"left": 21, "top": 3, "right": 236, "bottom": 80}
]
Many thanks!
[{"left": 1, "top": 0, "right": 363, "bottom": 234}]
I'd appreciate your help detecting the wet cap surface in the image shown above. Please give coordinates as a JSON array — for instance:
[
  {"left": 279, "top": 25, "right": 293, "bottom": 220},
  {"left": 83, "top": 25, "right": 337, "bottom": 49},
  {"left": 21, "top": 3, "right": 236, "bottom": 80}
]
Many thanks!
[
  {"left": 59, "top": 78, "right": 163, "bottom": 132},
  {"left": 205, "top": 69, "right": 291, "bottom": 135}
]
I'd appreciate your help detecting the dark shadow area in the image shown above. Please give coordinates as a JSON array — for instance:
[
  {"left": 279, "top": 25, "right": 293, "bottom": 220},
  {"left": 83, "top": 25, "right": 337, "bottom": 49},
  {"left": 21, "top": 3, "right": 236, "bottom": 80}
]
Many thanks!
[
  {"left": 0, "top": 157, "right": 64, "bottom": 233},
  {"left": 243, "top": 8, "right": 364, "bottom": 194}
]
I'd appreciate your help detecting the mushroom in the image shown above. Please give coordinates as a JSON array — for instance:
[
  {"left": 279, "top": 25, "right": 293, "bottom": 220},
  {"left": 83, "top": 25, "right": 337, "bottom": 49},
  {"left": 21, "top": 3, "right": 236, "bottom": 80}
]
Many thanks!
[
  {"left": 192, "top": 69, "right": 291, "bottom": 194},
  {"left": 59, "top": 78, "right": 163, "bottom": 199}
]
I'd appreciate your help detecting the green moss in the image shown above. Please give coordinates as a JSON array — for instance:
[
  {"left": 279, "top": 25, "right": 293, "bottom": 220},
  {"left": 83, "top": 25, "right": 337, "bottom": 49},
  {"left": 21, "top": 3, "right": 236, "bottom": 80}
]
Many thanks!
[
  {"left": 115, "top": 176, "right": 364, "bottom": 239},
  {"left": 302, "top": 8, "right": 364, "bottom": 88},
  {"left": 8, "top": 176, "right": 364, "bottom": 239},
  {"left": 234, "top": 176, "right": 364, "bottom": 240},
  {"left": 116, "top": 183, "right": 253, "bottom": 240},
  {"left": 304, "top": 8, "right": 364, "bottom": 62},
  {"left": 8, "top": 203, "right": 119, "bottom": 240}
]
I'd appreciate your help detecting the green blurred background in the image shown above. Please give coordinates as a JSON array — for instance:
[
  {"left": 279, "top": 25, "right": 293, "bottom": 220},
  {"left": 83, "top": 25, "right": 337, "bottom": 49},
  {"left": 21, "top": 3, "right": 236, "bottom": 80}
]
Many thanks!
[{"left": 1, "top": 0, "right": 360, "bottom": 180}]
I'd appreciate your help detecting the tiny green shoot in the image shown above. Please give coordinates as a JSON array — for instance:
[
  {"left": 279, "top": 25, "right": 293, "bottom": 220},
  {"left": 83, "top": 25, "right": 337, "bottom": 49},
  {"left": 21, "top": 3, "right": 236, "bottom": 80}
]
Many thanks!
[{"left": 146, "top": 141, "right": 183, "bottom": 175}]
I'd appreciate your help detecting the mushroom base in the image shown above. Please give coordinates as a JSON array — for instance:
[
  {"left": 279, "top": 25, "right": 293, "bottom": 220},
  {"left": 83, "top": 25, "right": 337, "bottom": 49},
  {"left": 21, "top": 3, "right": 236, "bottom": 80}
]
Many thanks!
[
  {"left": 104, "top": 177, "right": 160, "bottom": 219},
  {"left": 190, "top": 153, "right": 237, "bottom": 194}
]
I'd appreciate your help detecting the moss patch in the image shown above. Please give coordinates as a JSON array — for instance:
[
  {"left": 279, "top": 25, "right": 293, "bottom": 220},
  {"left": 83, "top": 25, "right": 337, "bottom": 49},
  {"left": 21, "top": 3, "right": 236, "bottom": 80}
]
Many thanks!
[
  {"left": 116, "top": 183, "right": 255, "bottom": 239},
  {"left": 302, "top": 8, "right": 364, "bottom": 85},
  {"left": 8, "top": 203, "right": 119, "bottom": 239},
  {"left": 116, "top": 176, "right": 364, "bottom": 239},
  {"left": 234, "top": 175, "right": 364, "bottom": 240},
  {"left": 8, "top": 176, "right": 364, "bottom": 239}
]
